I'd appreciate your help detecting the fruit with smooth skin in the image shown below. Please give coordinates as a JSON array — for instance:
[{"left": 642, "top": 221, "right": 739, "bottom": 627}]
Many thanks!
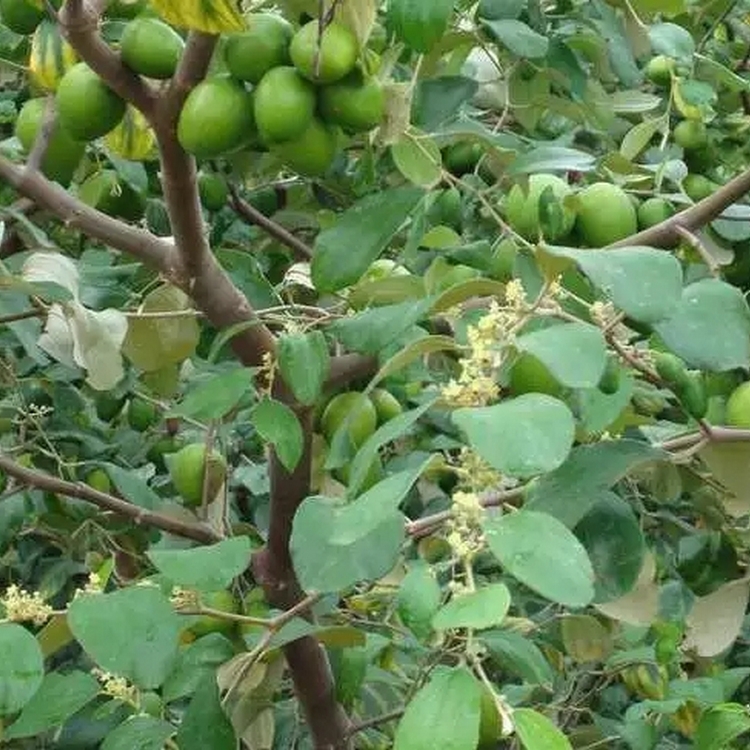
[
  {"left": 361, "top": 258, "right": 409, "bottom": 283},
  {"left": 85, "top": 468, "right": 112, "bottom": 494},
  {"left": 56, "top": 62, "right": 127, "bottom": 141},
  {"left": 185, "top": 589, "right": 238, "bottom": 637},
  {"left": 319, "top": 72, "right": 384, "bottom": 133},
  {"left": 0, "top": 0, "right": 44, "bottom": 34},
  {"left": 15, "top": 98, "right": 86, "bottom": 186},
  {"left": 645, "top": 55, "right": 673, "bottom": 86},
  {"left": 725, "top": 381, "right": 750, "bottom": 428},
  {"left": 120, "top": 17, "right": 185, "bottom": 79},
  {"left": 683, "top": 173, "right": 718, "bottom": 202},
  {"left": 290, "top": 20, "right": 358, "bottom": 83},
  {"left": 253, "top": 66, "right": 316, "bottom": 144},
  {"left": 321, "top": 392, "right": 378, "bottom": 448},
  {"left": 272, "top": 117, "right": 338, "bottom": 176},
  {"left": 575, "top": 182, "right": 638, "bottom": 247},
  {"left": 126, "top": 396, "right": 159, "bottom": 432},
  {"left": 677, "top": 373, "right": 708, "bottom": 420},
  {"left": 224, "top": 12, "right": 293, "bottom": 83},
  {"left": 504, "top": 173, "right": 575, "bottom": 242},
  {"left": 653, "top": 352, "right": 690, "bottom": 388},
  {"left": 637, "top": 197, "right": 675, "bottom": 229},
  {"left": 177, "top": 76, "right": 255, "bottom": 158},
  {"left": 167, "top": 443, "right": 227, "bottom": 507},
  {"left": 198, "top": 172, "right": 228, "bottom": 211},
  {"left": 443, "top": 141, "right": 483, "bottom": 176},
  {"left": 335, "top": 453, "right": 384, "bottom": 492},
  {"left": 428, "top": 187, "right": 462, "bottom": 231},
  {"left": 673, "top": 119, "right": 708, "bottom": 151},
  {"left": 369, "top": 388, "right": 403, "bottom": 424}
]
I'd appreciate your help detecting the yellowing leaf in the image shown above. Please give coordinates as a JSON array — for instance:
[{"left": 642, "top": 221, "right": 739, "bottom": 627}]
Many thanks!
[
  {"left": 105, "top": 106, "right": 156, "bottom": 162},
  {"left": 150, "top": 0, "right": 243, "bottom": 33}
]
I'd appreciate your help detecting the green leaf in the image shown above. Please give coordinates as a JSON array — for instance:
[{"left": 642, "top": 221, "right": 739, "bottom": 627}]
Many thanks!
[
  {"left": 122, "top": 285, "right": 200, "bottom": 373},
  {"left": 516, "top": 322, "right": 607, "bottom": 388},
  {"left": 370, "top": 334, "right": 459, "bottom": 387},
  {"left": 100, "top": 462, "right": 160, "bottom": 509},
  {"left": 412, "top": 76, "right": 479, "bottom": 131},
  {"left": 4, "top": 671, "right": 99, "bottom": 739},
  {"left": 574, "top": 492, "right": 645, "bottom": 604},
  {"left": 483, "top": 510, "right": 595, "bottom": 607},
  {"left": 387, "top": 0, "right": 454, "bottom": 53},
  {"left": 102, "top": 715, "right": 176, "bottom": 750},
  {"left": 397, "top": 562, "right": 442, "bottom": 641},
  {"left": 525, "top": 439, "right": 667, "bottom": 528},
  {"left": 481, "top": 630, "right": 554, "bottom": 685},
  {"left": 544, "top": 246, "right": 682, "bottom": 324},
  {"left": 67, "top": 587, "right": 182, "bottom": 689},
  {"left": 507, "top": 147, "right": 595, "bottom": 175},
  {"left": 329, "top": 299, "right": 434, "bottom": 355},
  {"left": 345, "top": 399, "right": 436, "bottom": 497},
  {"left": 249, "top": 397, "right": 304, "bottom": 472},
  {"left": 653, "top": 279, "right": 750, "bottom": 371},
  {"left": 513, "top": 708, "right": 572, "bottom": 750},
  {"left": 391, "top": 135, "right": 443, "bottom": 187},
  {"left": 312, "top": 188, "right": 424, "bottom": 293},
  {"left": 693, "top": 703, "right": 750, "bottom": 750},
  {"left": 292, "top": 463, "right": 427, "bottom": 592},
  {"left": 147, "top": 537, "right": 252, "bottom": 592},
  {"left": 433, "top": 583, "right": 511, "bottom": 631},
  {"left": 277, "top": 331, "right": 330, "bottom": 406},
  {"left": 482, "top": 19, "right": 549, "bottom": 58},
  {"left": 453, "top": 394, "right": 575, "bottom": 479},
  {"left": 430, "top": 279, "right": 507, "bottom": 315},
  {"left": 620, "top": 120, "right": 662, "bottom": 161},
  {"left": 649, "top": 22, "right": 695, "bottom": 62},
  {"left": 175, "top": 673, "right": 236, "bottom": 750},
  {"left": 167, "top": 367, "right": 255, "bottom": 421},
  {"left": 395, "top": 666, "right": 481, "bottom": 750},
  {"left": 162, "top": 633, "right": 235, "bottom": 704},
  {"left": 0, "top": 624, "right": 44, "bottom": 715},
  {"left": 150, "top": 0, "right": 243, "bottom": 32}
]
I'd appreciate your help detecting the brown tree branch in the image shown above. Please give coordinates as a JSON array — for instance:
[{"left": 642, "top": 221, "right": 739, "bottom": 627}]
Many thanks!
[
  {"left": 58, "top": 0, "right": 156, "bottom": 116},
  {"left": 26, "top": 97, "right": 56, "bottom": 173},
  {"left": 161, "top": 31, "right": 217, "bottom": 125},
  {"left": 0, "top": 453, "right": 220, "bottom": 544},
  {"left": 610, "top": 164, "right": 750, "bottom": 249},
  {"left": 0, "top": 155, "right": 178, "bottom": 270},
  {"left": 326, "top": 353, "right": 378, "bottom": 390},
  {"left": 228, "top": 184, "right": 314, "bottom": 261}
]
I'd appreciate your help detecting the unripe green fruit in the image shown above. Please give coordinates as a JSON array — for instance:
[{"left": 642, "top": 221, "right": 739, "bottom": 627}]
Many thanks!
[
  {"left": 683, "top": 174, "right": 718, "bottom": 202},
  {"left": 85, "top": 468, "right": 112, "bottom": 494},
  {"left": 369, "top": 388, "right": 403, "bottom": 425},
  {"left": 673, "top": 119, "right": 708, "bottom": 151},
  {"left": 575, "top": 182, "right": 637, "bottom": 247},
  {"left": 127, "top": 396, "right": 159, "bottom": 432},
  {"left": 120, "top": 17, "right": 185, "bottom": 79},
  {"left": 186, "top": 589, "right": 238, "bottom": 637},
  {"left": 504, "top": 173, "right": 575, "bottom": 242},
  {"left": 320, "top": 392, "right": 378, "bottom": 448},
  {"left": 637, "top": 197, "right": 675, "bottom": 229},
  {"left": 167, "top": 443, "right": 227, "bottom": 507},
  {"left": 725, "top": 381, "right": 750, "bottom": 428},
  {"left": 677, "top": 372, "right": 707, "bottom": 420},
  {"left": 197, "top": 172, "right": 228, "bottom": 212},
  {"left": 290, "top": 20, "right": 358, "bottom": 84},
  {"left": 653, "top": 352, "right": 690, "bottom": 388},
  {"left": 645, "top": 55, "right": 673, "bottom": 86}
]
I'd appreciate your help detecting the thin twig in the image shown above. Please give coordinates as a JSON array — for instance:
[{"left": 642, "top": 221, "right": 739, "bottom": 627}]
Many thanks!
[
  {"left": 346, "top": 708, "right": 405, "bottom": 737},
  {"left": 228, "top": 183, "right": 313, "bottom": 260},
  {"left": 25, "top": 97, "right": 56, "bottom": 174},
  {"left": 0, "top": 453, "right": 221, "bottom": 544},
  {"left": 0, "top": 309, "right": 43, "bottom": 325}
]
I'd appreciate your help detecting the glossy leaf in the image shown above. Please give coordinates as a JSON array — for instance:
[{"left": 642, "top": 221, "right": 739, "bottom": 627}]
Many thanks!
[
  {"left": 101, "top": 716, "right": 175, "bottom": 750},
  {"left": 481, "top": 630, "right": 554, "bottom": 685},
  {"left": 147, "top": 537, "right": 252, "bottom": 592},
  {"left": 167, "top": 367, "right": 255, "bottom": 421},
  {"left": 249, "top": 398, "right": 304, "bottom": 472},
  {"left": 432, "top": 583, "right": 511, "bottom": 631},
  {"left": 483, "top": 510, "right": 595, "bottom": 607},
  {"left": 397, "top": 562, "right": 442, "bottom": 640},
  {"left": 175, "top": 673, "right": 236, "bottom": 750},
  {"left": 513, "top": 708, "right": 572, "bottom": 750},
  {"left": 67, "top": 587, "right": 181, "bottom": 689},
  {"left": 394, "top": 666, "right": 481, "bottom": 750},
  {"left": 516, "top": 322, "right": 607, "bottom": 388},
  {"left": 482, "top": 19, "right": 549, "bottom": 58},
  {"left": 277, "top": 331, "right": 330, "bottom": 406},
  {"left": 0, "top": 624, "right": 44, "bottom": 715},
  {"left": 391, "top": 135, "right": 442, "bottom": 187},
  {"left": 312, "top": 187, "right": 424, "bottom": 293},
  {"left": 453, "top": 394, "right": 575, "bottom": 478}
]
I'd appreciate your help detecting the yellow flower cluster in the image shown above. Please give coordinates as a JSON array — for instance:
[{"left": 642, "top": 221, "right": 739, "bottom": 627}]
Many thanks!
[
  {"left": 441, "top": 299, "right": 515, "bottom": 408},
  {"left": 453, "top": 448, "right": 503, "bottom": 493},
  {"left": 1, "top": 584, "right": 53, "bottom": 626},
  {"left": 170, "top": 587, "right": 199, "bottom": 612},
  {"left": 93, "top": 668, "right": 138, "bottom": 705},
  {"left": 446, "top": 490, "right": 485, "bottom": 560}
]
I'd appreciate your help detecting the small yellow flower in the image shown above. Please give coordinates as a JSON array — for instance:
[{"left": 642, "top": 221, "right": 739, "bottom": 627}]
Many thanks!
[
  {"left": 1, "top": 585, "right": 53, "bottom": 626},
  {"left": 93, "top": 669, "right": 138, "bottom": 705}
]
